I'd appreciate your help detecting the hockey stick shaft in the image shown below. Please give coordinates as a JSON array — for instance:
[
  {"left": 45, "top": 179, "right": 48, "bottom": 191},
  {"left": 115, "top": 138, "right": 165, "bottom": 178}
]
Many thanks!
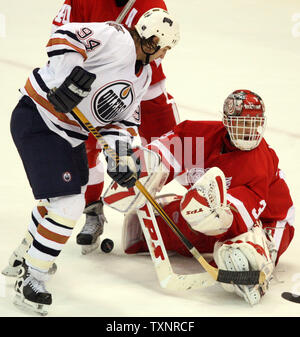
[
  {"left": 116, "top": 0, "right": 136, "bottom": 24},
  {"left": 72, "top": 107, "right": 265, "bottom": 285}
]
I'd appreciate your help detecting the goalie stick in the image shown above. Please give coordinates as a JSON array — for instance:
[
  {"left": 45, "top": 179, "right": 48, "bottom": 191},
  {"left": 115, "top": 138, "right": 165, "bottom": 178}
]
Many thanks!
[{"left": 72, "top": 106, "right": 266, "bottom": 286}]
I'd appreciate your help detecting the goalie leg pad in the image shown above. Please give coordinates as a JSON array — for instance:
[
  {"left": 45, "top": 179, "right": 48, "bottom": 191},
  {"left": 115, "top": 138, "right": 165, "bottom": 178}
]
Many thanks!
[
  {"left": 122, "top": 194, "right": 181, "bottom": 254},
  {"left": 180, "top": 167, "right": 233, "bottom": 236},
  {"left": 122, "top": 210, "right": 148, "bottom": 254},
  {"left": 214, "top": 222, "right": 275, "bottom": 305}
]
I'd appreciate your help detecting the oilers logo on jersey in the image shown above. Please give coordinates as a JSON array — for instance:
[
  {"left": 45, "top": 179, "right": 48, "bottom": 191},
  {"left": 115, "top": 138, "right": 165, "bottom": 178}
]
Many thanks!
[{"left": 92, "top": 81, "right": 134, "bottom": 123}]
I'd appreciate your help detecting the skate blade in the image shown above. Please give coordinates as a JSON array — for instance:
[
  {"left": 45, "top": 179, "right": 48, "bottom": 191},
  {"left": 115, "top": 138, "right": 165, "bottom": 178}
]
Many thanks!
[
  {"left": 1, "top": 265, "right": 20, "bottom": 277},
  {"left": 13, "top": 293, "right": 49, "bottom": 316},
  {"left": 81, "top": 238, "right": 100, "bottom": 255},
  {"left": 3, "top": 264, "right": 57, "bottom": 278}
]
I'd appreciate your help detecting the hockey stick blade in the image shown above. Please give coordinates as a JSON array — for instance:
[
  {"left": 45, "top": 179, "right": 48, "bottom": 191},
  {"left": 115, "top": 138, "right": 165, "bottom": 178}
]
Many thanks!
[
  {"left": 217, "top": 269, "right": 262, "bottom": 285},
  {"left": 157, "top": 264, "right": 216, "bottom": 291},
  {"left": 281, "top": 292, "right": 300, "bottom": 304}
]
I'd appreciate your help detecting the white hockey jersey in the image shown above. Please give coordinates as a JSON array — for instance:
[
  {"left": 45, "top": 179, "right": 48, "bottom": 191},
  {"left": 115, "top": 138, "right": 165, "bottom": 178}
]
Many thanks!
[{"left": 20, "top": 22, "right": 152, "bottom": 148}]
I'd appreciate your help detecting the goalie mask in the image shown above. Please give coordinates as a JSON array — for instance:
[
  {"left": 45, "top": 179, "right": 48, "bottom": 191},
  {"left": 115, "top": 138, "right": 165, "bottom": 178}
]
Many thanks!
[
  {"left": 135, "top": 8, "right": 180, "bottom": 50},
  {"left": 223, "top": 90, "right": 266, "bottom": 151}
]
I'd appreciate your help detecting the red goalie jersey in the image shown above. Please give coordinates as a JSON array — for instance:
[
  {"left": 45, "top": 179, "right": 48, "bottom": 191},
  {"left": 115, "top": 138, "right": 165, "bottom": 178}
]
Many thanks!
[{"left": 143, "top": 120, "right": 295, "bottom": 264}]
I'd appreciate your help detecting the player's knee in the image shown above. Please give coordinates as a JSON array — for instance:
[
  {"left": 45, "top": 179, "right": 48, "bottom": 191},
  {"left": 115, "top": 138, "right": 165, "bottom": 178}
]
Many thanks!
[{"left": 47, "top": 193, "right": 86, "bottom": 223}]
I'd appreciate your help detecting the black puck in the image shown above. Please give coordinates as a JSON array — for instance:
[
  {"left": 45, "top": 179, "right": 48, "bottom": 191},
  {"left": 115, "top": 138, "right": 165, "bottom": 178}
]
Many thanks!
[
  {"left": 281, "top": 292, "right": 300, "bottom": 303},
  {"left": 100, "top": 238, "right": 114, "bottom": 253}
]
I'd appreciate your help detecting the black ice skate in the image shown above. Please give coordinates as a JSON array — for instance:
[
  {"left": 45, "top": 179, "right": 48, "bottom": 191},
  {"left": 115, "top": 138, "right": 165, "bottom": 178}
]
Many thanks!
[
  {"left": 76, "top": 199, "right": 107, "bottom": 254},
  {"left": 14, "top": 261, "right": 52, "bottom": 316}
]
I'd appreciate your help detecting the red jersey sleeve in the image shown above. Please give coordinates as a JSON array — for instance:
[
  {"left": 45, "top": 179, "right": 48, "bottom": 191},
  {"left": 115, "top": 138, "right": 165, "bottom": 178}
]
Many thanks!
[
  {"left": 221, "top": 142, "right": 274, "bottom": 239},
  {"left": 225, "top": 185, "right": 267, "bottom": 237},
  {"left": 221, "top": 142, "right": 294, "bottom": 245},
  {"left": 147, "top": 129, "right": 185, "bottom": 184}
]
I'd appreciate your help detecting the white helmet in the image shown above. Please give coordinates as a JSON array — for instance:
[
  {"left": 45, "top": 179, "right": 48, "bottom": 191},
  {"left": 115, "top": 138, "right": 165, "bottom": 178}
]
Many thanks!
[
  {"left": 135, "top": 8, "right": 180, "bottom": 49},
  {"left": 222, "top": 90, "right": 266, "bottom": 151}
]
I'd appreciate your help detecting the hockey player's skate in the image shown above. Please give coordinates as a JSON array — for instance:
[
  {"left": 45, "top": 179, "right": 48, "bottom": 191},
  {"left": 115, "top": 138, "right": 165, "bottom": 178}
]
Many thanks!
[
  {"left": 1, "top": 238, "right": 28, "bottom": 277},
  {"left": 76, "top": 200, "right": 107, "bottom": 255},
  {"left": 2, "top": 238, "right": 57, "bottom": 277},
  {"left": 14, "top": 261, "right": 52, "bottom": 316}
]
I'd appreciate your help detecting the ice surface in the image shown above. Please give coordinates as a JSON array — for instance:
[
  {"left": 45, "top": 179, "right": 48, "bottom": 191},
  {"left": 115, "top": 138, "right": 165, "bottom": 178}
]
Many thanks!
[{"left": 0, "top": 0, "right": 299, "bottom": 317}]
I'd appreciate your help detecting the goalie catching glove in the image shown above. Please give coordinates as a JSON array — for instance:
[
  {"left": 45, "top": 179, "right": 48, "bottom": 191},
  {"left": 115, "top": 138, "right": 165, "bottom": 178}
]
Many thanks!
[
  {"left": 105, "top": 140, "right": 141, "bottom": 188},
  {"left": 180, "top": 167, "right": 233, "bottom": 236},
  {"left": 47, "top": 66, "right": 96, "bottom": 113}
]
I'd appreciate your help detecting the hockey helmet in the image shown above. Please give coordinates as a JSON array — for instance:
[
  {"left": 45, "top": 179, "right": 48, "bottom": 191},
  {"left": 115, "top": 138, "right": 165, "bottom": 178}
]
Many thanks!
[
  {"left": 135, "top": 8, "right": 180, "bottom": 49},
  {"left": 222, "top": 89, "right": 266, "bottom": 151}
]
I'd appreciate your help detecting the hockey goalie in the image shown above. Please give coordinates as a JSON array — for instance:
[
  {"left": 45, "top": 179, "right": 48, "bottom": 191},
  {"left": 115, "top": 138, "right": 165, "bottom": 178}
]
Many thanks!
[{"left": 104, "top": 89, "right": 295, "bottom": 305}]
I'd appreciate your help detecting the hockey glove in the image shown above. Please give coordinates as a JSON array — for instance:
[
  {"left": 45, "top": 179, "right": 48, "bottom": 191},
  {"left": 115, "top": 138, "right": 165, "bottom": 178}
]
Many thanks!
[
  {"left": 47, "top": 66, "right": 96, "bottom": 113},
  {"left": 106, "top": 141, "right": 141, "bottom": 188}
]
